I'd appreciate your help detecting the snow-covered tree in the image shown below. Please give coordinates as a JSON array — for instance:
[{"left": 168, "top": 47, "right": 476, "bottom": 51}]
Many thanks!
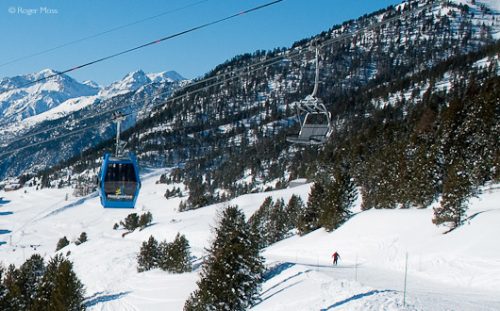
[
  {"left": 158, "top": 233, "right": 192, "bottom": 273},
  {"left": 185, "top": 205, "right": 264, "bottom": 310},
  {"left": 32, "top": 254, "right": 85, "bottom": 311},
  {"left": 17, "top": 254, "right": 45, "bottom": 310},
  {"left": 137, "top": 236, "right": 159, "bottom": 272}
]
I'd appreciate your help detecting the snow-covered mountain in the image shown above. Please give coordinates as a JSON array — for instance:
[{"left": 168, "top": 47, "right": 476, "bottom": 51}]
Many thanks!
[
  {"left": 0, "top": 68, "right": 185, "bottom": 126},
  {"left": 147, "top": 70, "right": 186, "bottom": 83},
  {"left": 0, "top": 69, "right": 99, "bottom": 122},
  {"left": 98, "top": 70, "right": 185, "bottom": 98}
]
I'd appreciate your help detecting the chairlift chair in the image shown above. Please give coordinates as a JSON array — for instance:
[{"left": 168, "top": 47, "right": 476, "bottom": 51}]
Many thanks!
[
  {"left": 286, "top": 46, "right": 333, "bottom": 145},
  {"left": 286, "top": 96, "right": 333, "bottom": 145}
]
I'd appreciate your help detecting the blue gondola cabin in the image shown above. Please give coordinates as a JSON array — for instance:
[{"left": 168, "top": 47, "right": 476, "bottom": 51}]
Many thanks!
[{"left": 98, "top": 153, "right": 141, "bottom": 208}]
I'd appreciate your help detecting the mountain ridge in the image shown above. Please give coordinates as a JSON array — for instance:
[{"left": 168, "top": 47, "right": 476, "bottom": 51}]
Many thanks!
[{"left": 0, "top": 68, "right": 185, "bottom": 125}]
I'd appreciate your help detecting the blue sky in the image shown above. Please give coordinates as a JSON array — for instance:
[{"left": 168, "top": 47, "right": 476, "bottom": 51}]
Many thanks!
[{"left": 0, "top": 0, "right": 401, "bottom": 85}]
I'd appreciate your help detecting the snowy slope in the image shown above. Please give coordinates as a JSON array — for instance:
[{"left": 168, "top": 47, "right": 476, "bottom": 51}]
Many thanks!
[{"left": 1, "top": 170, "right": 499, "bottom": 310}]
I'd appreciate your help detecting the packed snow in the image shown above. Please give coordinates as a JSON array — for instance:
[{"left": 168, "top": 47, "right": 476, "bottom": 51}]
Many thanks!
[{"left": 0, "top": 170, "right": 499, "bottom": 310}]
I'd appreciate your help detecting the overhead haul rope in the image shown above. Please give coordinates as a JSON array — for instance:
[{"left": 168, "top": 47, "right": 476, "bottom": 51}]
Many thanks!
[
  {"left": 0, "top": 0, "right": 211, "bottom": 69},
  {"left": 0, "top": 0, "right": 439, "bottom": 159},
  {"left": 0, "top": 0, "right": 284, "bottom": 125}
]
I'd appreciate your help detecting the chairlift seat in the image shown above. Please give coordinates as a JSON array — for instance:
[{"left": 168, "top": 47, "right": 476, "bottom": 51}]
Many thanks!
[{"left": 287, "top": 111, "right": 332, "bottom": 145}]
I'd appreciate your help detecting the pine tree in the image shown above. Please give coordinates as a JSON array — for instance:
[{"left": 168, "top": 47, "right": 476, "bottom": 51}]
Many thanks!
[
  {"left": 268, "top": 199, "right": 287, "bottom": 244},
  {"left": 157, "top": 240, "right": 174, "bottom": 272},
  {"left": 17, "top": 254, "right": 45, "bottom": 310},
  {"left": 121, "top": 213, "right": 140, "bottom": 231},
  {"left": 433, "top": 157, "right": 474, "bottom": 229},
  {"left": 0, "top": 265, "right": 9, "bottom": 310},
  {"left": 2, "top": 265, "right": 20, "bottom": 311},
  {"left": 49, "top": 258, "right": 85, "bottom": 311},
  {"left": 137, "top": 235, "right": 159, "bottom": 272},
  {"left": 318, "top": 168, "right": 357, "bottom": 232},
  {"left": 185, "top": 205, "right": 264, "bottom": 311},
  {"left": 159, "top": 233, "right": 192, "bottom": 273},
  {"left": 297, "top": 182, "right": 324, "bottom": 235},
  {"left": 404, "top": 139, "right": 440, "bottom": 208},
  {"left": 172, "top": 233, "right": 192, "bottom": 273},
  {"left": 55, "top": 236, "right": 70, "bottom": 252},
  {"left": 32, "top": 256, "right": 61, "bottom": 311},
  {"left": 284, "top": 194, "right": 304, "bottom": 231},
  {"left": 248, "top": 197, "right": 273, "bottom": 248},
  {"left": 75, "top": 232, "right": 87, "bottom": 246},
  {"left": 138, "top": 212, "right": 153, "bottom": 229},
  {"left": 32, "top": 255, "right": 85, "bottom": 311}
]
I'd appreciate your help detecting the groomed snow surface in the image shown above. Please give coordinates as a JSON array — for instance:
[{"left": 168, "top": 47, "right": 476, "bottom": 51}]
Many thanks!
[{"left": 1, "top": 170, "right": 499, "bottom": 310}]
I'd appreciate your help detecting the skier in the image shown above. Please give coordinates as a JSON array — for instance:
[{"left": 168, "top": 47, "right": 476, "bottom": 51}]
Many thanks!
[{"left": 331, "top": 251, "right": 340, "bottom": 265}]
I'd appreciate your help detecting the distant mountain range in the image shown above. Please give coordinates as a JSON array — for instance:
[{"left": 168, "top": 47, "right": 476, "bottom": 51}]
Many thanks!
[{"left": 0, "top": 69, "right": 185, "bottom": 125}]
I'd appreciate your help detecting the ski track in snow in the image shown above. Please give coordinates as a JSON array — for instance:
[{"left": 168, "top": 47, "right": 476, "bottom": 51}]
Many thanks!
[{"left": 1, "top": 169, "right": 499, "bottom": 310}]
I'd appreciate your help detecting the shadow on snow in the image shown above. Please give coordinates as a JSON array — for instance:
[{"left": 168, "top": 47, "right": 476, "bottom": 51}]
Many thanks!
[
  {"left": 253, "top": 262, "right": 311, "bottom": 307},
  {"left": 320, "top": 289, "right": 395, "bottom": 310},
  {"left": 42, "top": 192, "right": 99, "bottom": 219},
  {"left": 84, "top": 291, "right": 131, "bottom": 307}
]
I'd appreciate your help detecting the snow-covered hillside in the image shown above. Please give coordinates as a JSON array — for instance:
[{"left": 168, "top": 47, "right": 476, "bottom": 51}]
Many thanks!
[{"left": 0, "top": 171, "right": 498, "bottom": 310}]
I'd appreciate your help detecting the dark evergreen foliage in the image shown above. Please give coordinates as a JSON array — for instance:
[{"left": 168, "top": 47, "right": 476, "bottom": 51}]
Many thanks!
[
  {"left": 298, "top": 182, "right": 324, "bottom": 235},
  {"left": 284, "top": 194, "right": 305, "bottom": 231},
  {"left": 248, "top": 197, "right": 273, "bottom": 248},
  {"left": 55, "top": 236, "right": 70, "bottom": 252},
  {"left": 137, "top": 235, "right": 160, "bottom": 272},
  {"left": 297, "top": 167, "right": 356, "bottom": 234},
  {"left": 17, "top": 254, "right": 45, "bottom": 310},
  {"left": 1, "top": 255, "right": 84, "bottom": 311},
  {"left": 0, "top": 265, "right": 9, "bottom": 310},
  {"left": 185, "top": 205, "right": 264, "bottom": 310},
  {"left": 120, "top": 211, "right": 153, "bottom": 231},
  {"left": 138, "top": 211, "right": 153, "bottom": 229},
  {"left": 120, "top": 213, "right": 140, "bottom": 231},
  {"left": 318, "top": 167, "right": 357, "bottom": 232},
  {"left": 2, "top": 264, "right": 22, "bottom": 310},
  {"left": 165, "top": 187, "right": 182, "bottom": 199},
  {"left": 75, "top": 232, "right": 87, "bottom": 246},
  {"left": 137, "top": 233, "right": 192, "bottom": 273},
  {"left": 248, "top": 196, "right": 301, "bottom": 248},
  {"left": 158, "top": 233, "right": 192, "bottom": 273},
  {"left": 32, "top": 254, "right": 85, "bottom": 311}
]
